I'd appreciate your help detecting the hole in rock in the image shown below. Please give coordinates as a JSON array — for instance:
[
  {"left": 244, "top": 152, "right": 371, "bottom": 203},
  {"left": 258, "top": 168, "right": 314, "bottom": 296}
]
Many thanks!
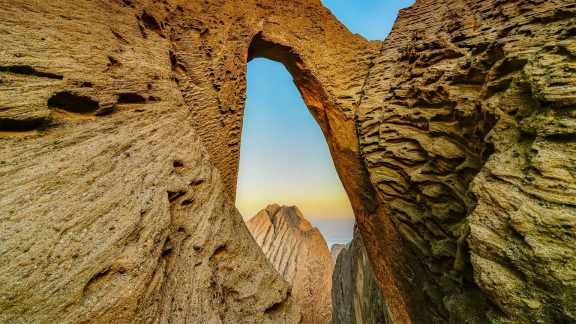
[
  {"left": 117, "top": 92, "right": 147, "bottom": 104},
  {"left": 181, "top": 199, "right": 193, "bottom": 206},
  {"left": 210, "top": 244, "right": 227, "bottom": 260},
  {"left": 0, "top": 65, "right": 63, "bottom": 79},
  {"left": 47, "top": 91, "right": 100, "bottom": 114},
  {"left": 167, "top": 191, "right": 186, "bottom": 203},
  {"left": 264, "top": 301, "right": 283, "bottom": 315},
  {"left": 235, "top": 56, "right": 354, "bottom": 323},
  {"left": 140, "top": 10, "right": 163, "bottom": 37},
  {"left": 0, "top": 117, "right": 49, "bottom": 134},
  {"left": 236, "top": 58, "right": 354, "bottom": 248}
]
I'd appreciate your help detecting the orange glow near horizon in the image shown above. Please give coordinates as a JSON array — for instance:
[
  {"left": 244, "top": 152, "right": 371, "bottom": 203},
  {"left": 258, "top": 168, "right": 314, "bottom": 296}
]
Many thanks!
[
  {"left": 236, "top": 182, "right": 354, "bottom": 220},
  {"left": 235, "top": 59, "right": 354, "bottom": 221}
]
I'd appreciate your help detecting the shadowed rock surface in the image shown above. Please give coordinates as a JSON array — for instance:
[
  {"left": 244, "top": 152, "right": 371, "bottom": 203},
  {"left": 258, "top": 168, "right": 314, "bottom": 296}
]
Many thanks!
[
  {"left": 247, "top": 204, "right": 334, "bottom": 324},
  {"left": 0, "top": 0, "right": 574, "bottom": 323},
  {"left": 330, "top": 244, "right": 346, "bottom": 264},
  {"left": 332, "top": 230, "right": 390, "bottom": 324}
]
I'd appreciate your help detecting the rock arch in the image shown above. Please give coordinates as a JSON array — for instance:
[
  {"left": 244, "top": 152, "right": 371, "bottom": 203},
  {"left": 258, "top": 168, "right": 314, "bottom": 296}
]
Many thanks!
[
  {"left": 242, "top": 32, "right": 435, "bottom": 323},
  {"left": 0, "top": 0, "right": 574, "bottom": 323}
]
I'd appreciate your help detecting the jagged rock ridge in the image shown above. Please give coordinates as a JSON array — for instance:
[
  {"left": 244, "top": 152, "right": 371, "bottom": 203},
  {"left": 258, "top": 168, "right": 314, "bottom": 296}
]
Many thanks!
[
  {"left": 357, "top": 1, "right": 576, "bottom": 322},
  {"left": 247, "top": 204, "right": 334, "bottom": 324},
  {"left": 331, "top": 230, "right": 390, "bottom": 324},
  {"left": 0, "top": 0, "right": 574, "bottom": 323}
]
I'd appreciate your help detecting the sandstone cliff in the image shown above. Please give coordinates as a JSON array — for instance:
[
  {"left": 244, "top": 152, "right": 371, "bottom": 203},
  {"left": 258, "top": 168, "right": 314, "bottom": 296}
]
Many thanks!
[
  {"left": 358, "top": 1, "right": 576, "bottom": 322},
  {"left": 247, "top": 204, "right": 334, "bottom": 324},
  {"left": 0, "top": 1, "right": 304, "bottom": 323},
  {"left": 0, "top": 0, "right": 574, "bottom": 323},
  {"left": 332, "top": 231, "right": 390, "bottom": 324}
]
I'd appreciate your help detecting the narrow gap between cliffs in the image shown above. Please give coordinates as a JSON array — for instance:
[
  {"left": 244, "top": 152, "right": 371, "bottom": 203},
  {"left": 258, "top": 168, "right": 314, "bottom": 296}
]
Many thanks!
[{"left": 235, "top": 45, "right": 355, "bottom": 323}]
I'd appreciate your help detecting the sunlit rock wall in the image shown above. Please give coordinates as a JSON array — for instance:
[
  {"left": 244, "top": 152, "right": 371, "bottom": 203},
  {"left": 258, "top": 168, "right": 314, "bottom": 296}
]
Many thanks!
[
  {"left": 0, "top": 1, "right": 301, "bottom": 323},
  {"left": 0, "top": 0, "right": 574, "bottom": 323},
  {"left": 247, "top": 205, "right": 334, "bottom": 324},
  {"left": 357, "top": 1, "right": 576, "bottom": 322}
]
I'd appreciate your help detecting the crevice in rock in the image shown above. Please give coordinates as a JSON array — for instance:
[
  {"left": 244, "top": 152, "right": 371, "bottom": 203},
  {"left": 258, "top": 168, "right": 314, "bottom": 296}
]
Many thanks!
[
  {"left": 209, "top": 244, "right": 226, "bottom": 261},
  {"left": 141, "top": 11, "right": 160, "bottom": 31},
  {"left": 139, "top": 10, "right": 164, "bottom": 38},
  {"left": 117, "top": 92, "right": 147, "bottom": 104},
  {"left": 107, "top": 56, "right": 121, "bottom": 68},
  {"left": 161, "top": 238, "right": 174, "bottom": 258},
  {"left": 181, "top": 199, "right": 193, "bottom": 206},
  {"left": 545, "top": 133, "right": 576, "bottom": 143},
  {"left": 0, "top": 65, "right": 63, "bottom": 79},
  {"left": 0, "top": 117, "right": 50, "bottom": 134},
  {"left": 167, "top": 191, "right": 186, "bottom": 203},
  {"left": 264, "top": 301, "right": 283, "bottom": 314},
  {"left": 189, "top": 179, "right": 205, "bottom": 187},
  {"left": 47, "top": 91, "right": 100, "bottom": 114},
  {"left": 83, "top": 267, "right": 116, "bottom": 297},
  {"left": 111, "top": 29, "right": 129, "bottom": 44}
]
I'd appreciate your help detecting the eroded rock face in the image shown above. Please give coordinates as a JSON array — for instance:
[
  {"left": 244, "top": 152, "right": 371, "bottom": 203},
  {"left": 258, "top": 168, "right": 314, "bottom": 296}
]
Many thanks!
[
  {"left": 0, "top": 1, "right": 301, "bottom": 323},
  {"left": 358, "top": 1, "right": 576, "bottom": 322},
  {"left": 247, "top": 205, "right": 334, "bottom": 324},
  {"left": 332, "top": 231, "right": 390, "bottom": 324},
  {"left": 330, "top": 244, "right": 346, "bottom": 264},
  {"left": 0, "top": 0, "right": 574, "bottom": 323}
]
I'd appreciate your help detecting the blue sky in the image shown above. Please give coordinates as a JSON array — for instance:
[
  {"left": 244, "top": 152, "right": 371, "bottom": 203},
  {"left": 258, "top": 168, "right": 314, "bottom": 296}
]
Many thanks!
[
  {"left": 321, "top": 0, "right": 416, "bottom": 40},
  {"left": 235, "top": 1, "right": 415, "bottom": 220}
]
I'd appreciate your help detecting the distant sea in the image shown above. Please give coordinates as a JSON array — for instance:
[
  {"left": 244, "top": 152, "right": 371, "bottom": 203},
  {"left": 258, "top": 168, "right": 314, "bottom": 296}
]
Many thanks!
[{"left": 308, "top": 218, "right": 355, "bottom": 249}]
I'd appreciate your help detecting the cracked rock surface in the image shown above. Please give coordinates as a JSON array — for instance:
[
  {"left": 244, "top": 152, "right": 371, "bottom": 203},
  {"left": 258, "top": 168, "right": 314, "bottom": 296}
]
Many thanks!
[
  {"left": 332, "top": 230, "right": 391, "bottom": 324},
  {"left": 0, "top": 0, "right": 574, "bottom": 323},
  {"left": 0, "top": 1, "right": 301, "bottom": 323},
  {"left": 247, "top": 205, "right": 334, "bottom": 324}
]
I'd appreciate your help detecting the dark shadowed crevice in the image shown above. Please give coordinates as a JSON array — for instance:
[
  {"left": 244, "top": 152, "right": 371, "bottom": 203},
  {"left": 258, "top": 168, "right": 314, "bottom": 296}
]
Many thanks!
[
  {"left": 0, "top": 117, "right": 50, "bottom": 134},
  {"left": 141, "top": 11, "right": 161, "bottom": 32},
  {"left": 0, "top": 65, "right": 63, "bottom": 80},
  {"left": 167, "top": 191, "right": 186, "bottom": 203},
  {"left": 117, "top": 92, "right": 147, "bottom": 104},
  {"left": 48, "top": 91, "right": 100, "bottom": 114}
]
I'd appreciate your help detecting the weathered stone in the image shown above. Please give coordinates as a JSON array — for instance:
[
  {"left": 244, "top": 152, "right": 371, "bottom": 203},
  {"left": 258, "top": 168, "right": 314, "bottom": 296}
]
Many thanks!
[
  {"left": 330, "top": 244, "right": 346, "bottom": 264},
  {"left": 247, "top": 205, "right": 334, "bottom": 324},
  {"left": 332, "top": 230, "right": 391, "bottom": 324},
  {"left": 0, "top": 0, "right": 574, "bottom": 323},
  {"left": 0, "top": 1, "right": 302, "bottom": 323}
]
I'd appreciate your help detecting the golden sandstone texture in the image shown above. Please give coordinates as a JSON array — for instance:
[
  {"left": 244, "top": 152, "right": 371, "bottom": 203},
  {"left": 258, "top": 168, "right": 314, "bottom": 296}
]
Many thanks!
[
  {"left": 0, "top": 0, "right": 575, "bottom": 323},
  {"left": 247, "top": 205, "right": 334, "bottom": 324}
]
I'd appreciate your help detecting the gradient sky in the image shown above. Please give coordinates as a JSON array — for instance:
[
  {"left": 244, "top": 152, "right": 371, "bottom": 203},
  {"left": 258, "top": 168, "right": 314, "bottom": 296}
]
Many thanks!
[{"left": 235, "top": 0, "right": 415, "bottom": 220}]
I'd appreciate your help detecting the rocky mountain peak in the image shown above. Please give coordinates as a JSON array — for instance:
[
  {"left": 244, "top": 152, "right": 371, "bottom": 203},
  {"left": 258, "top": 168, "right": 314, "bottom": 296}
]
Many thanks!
[{"left": 247, "top": 204, "right": 333, "bottom": 324}]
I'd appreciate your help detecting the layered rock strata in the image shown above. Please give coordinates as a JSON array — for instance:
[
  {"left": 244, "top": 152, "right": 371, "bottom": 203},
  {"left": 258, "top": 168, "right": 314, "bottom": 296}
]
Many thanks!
[
  {"left": 0, "top": 0, "right": 574, "bottom": 323},
  {"left": 330, "top": 244, "right": 346, "bottom": 264},
  {"left": 358, "top": 1, "right": 576, "bottom": 322},
  {"left": 0, "top": 1, "right": 302, "bottom": 322},
  {"left": 247, "top": 204, "right": 334, "bottom": 324},
  {"left": 332, "top": 231, "right": 390, "bottom": 324}
]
